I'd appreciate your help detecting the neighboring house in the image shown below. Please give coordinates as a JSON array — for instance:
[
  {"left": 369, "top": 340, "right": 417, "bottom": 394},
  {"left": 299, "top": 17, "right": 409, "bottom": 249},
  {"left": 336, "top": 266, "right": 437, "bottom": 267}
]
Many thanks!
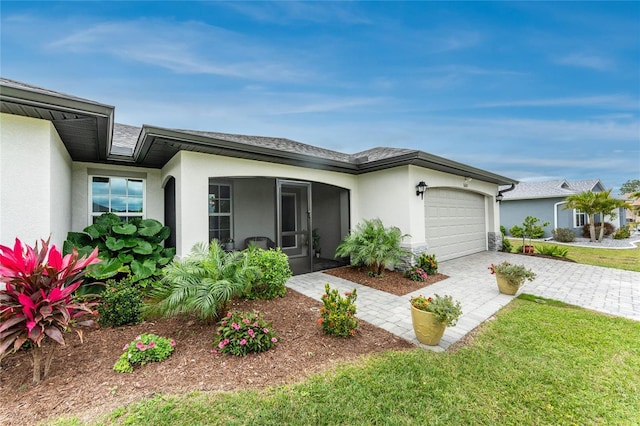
[
  {"left": 623, "top": 193, "right": 640, "bottom": 224},
  {"left": 1, "top": 78, "right": 517, "bottom": 274},
  {"left": 499, "top": 179, "right": 627, "bottom": 238}
]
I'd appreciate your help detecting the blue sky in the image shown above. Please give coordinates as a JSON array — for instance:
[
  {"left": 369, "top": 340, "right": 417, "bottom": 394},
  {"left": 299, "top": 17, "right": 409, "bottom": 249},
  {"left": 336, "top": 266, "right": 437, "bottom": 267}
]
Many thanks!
[{"left": 2, "top": 1, "right": 639, "bottom": 192}]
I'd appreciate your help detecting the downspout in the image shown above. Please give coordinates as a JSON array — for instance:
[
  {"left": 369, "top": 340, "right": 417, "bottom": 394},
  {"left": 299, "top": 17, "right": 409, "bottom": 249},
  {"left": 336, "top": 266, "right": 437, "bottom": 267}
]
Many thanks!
[{"left": 496, "top": 183, "right": 516, "bottom": 201}]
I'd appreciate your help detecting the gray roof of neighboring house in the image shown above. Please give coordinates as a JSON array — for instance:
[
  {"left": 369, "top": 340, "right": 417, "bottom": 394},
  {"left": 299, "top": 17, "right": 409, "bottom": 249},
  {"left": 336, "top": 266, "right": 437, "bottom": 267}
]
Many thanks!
[
  {"left": 1, "top": 77, "right": 517, "bottom": 185},
  {"left": 499, "top": 179, "right": 603, "bottom": 200}
]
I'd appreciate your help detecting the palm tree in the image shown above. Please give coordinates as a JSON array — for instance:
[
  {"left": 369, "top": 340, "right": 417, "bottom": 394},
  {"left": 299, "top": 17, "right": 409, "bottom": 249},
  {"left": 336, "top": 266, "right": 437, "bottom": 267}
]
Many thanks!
[
  {"left": 564, "top": 191, "right": 599, "bottom": 242},
  {"left": 595, "top": 190, "right": 632, "bottom": 241},
  {"left": 335, "top": 218, "right": 409, "bottom": 276},
  {"left": 144, "top": 241, "right": 255, "bottom": 322}
]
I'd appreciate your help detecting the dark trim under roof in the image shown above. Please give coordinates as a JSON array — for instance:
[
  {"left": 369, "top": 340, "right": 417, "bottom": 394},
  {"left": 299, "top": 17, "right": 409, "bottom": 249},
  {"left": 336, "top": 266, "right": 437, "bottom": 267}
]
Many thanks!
[
  {"left": 1, "top": 78, "right": 517, "bottom": 185},
  {"left": 0, "top": 78, "right": 114, "bottom": 162}
]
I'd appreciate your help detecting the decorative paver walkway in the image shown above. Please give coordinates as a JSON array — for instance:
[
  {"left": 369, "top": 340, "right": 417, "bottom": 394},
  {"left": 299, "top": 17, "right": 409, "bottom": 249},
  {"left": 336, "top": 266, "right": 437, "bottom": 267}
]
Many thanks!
[{"left": 286, "top": 251, "right": 640, "bottom": 351}]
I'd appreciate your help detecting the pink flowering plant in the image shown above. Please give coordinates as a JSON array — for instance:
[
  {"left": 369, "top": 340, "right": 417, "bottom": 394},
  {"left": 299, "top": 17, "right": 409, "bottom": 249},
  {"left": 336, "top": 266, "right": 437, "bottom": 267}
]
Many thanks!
[
  {"left": 213, "top": 310, "right": 278, "bottom": 356},
  {"left": 405, "top": 267, "right": 429, "bottom": 282},
  {"left": 0, "top": 238, "right": 101, "bottom": 383},
  {"left": 318, "top": 283, "right": 358, "bottom": 337},
  {"left": 114, "top": 333, "right": 176, "bottom": 373}
]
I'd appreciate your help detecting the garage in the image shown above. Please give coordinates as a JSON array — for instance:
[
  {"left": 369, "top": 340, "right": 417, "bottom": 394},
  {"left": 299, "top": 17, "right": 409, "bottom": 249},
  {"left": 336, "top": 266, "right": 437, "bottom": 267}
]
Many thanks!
[{"left": 425, "top": 188, "right": 487, "bottom": 261}]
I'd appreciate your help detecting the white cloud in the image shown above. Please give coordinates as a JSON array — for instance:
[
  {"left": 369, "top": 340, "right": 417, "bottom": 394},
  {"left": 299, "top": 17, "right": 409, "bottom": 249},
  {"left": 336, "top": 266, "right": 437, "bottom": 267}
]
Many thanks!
[
  {"left": 555, "top": 53, "right": 615, "bottom": 71},
  {"left": 220, "top": 2, "right": 372, "bottom": 25}
]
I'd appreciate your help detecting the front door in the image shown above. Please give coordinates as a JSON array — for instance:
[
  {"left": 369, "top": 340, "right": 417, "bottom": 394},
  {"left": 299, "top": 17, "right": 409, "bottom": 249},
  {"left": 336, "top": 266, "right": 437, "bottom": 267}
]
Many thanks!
[{"left": 277, "top": 179, "right": 312, "bottom": 274}]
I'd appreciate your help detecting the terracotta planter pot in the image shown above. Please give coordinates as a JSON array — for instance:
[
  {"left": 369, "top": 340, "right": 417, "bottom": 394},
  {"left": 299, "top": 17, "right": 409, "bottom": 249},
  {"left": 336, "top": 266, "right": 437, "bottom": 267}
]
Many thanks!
[
  {"left": 523, "top": 245, "right": 534, "bottom": 254},
  {"left": 495, "top": 273, "right": 520, "bottom": 295},
  {"left": 410, "top": 305, "right": 446, "bottom": 345}
]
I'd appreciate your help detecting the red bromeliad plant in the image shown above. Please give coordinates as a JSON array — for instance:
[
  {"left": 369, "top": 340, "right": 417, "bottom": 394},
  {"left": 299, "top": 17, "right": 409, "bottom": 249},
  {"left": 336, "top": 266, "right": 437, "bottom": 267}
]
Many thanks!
[{"left": 0, "top": 238, "right": 101, "bottom": 383}]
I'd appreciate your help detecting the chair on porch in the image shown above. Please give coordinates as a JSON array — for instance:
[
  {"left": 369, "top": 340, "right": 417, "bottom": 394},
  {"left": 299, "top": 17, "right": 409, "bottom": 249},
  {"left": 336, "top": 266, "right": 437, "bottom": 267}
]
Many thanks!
[{"left": 244, "top": 236, "right": 276, "bottom": 250}]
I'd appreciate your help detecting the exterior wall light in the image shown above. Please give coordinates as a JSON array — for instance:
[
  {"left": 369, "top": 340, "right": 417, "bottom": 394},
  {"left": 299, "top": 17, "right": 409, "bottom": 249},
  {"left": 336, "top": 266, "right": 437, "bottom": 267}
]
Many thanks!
[
  {"left": 416, "top": 181, "right": 428, "bottom": 199},
  {"left": 495, "top": 193, "right": 504, "bottom": 203}
]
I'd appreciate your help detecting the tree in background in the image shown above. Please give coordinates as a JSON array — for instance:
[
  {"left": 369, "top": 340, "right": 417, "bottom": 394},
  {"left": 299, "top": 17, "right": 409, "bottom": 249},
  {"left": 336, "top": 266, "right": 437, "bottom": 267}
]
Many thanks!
[
  {"left": 594, "top": 190, "right": 631, "bottom": 241},
  {"left": 620, "top": 179, "right": 640, "bottom": 194}
]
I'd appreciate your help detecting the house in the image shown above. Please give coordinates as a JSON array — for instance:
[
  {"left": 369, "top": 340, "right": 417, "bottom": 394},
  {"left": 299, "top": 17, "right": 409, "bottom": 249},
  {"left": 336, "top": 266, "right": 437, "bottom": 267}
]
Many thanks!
[
  {"left": 1, "top": 78, "right": 517, "bottom": 274},
  {"left": 623, "top": 194, "right": 640, "bottom": 224},
  {"left": 499, "top": 179, "right": 627, "bottom": 238}
]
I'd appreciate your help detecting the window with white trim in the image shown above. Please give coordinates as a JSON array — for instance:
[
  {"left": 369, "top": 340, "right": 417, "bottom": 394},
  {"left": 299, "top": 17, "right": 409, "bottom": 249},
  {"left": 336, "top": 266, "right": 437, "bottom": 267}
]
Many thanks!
[
  {"left": 208, "top": 180, "right": 232, "bottom": 242},
  {"left": 574, "top": 209, "right": 588, "bottom": 227},
  {"left": 90, "top": 176, "right": 145, "bottom": 223}
]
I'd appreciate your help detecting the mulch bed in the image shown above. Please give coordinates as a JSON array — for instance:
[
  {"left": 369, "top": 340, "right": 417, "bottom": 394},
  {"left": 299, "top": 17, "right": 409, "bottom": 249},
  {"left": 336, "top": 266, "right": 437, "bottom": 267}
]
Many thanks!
[{"left": 322, "top": 266, "right": 449, "bottom": 296}]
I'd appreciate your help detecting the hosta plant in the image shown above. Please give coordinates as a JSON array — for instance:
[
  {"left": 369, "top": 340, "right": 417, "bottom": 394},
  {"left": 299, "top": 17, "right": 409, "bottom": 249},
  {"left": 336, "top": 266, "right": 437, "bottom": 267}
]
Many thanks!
[
  {"left": 213, "top": 310, "right": 279, "bottom": 356},
  {"left": 318, "top": 283, "right": 358, "bottom": 337},
  {"left": 114, "top": 333, "right": 176, "bottom": 373},
  {"left": 0, "top": 238, "right": 100, "bottom": 383}
]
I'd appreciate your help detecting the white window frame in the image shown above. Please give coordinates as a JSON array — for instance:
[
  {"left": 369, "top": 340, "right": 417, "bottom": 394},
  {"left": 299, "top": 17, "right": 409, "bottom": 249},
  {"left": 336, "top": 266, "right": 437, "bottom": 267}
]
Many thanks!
[
  {"left": 88, "top": 175, "right": 146, "bottom": 224},
  {"left": 573, "top": 209, "right": 588, "bottom": 228},
  {"left": 208, "top": 180, "right": 233, "bottom": 243}
]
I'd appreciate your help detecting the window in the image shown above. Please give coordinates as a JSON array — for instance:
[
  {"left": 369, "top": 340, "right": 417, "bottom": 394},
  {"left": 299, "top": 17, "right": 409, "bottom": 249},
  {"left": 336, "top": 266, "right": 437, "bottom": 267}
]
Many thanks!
[
  {"left": 209, "top": 180, "right": 232, "bottom": 242},
  {"left": 90, "top": 176, "right": 144, "bottom": 223},
  {"left": 574, "top": 210, "right": 588, "bottom": 227}
]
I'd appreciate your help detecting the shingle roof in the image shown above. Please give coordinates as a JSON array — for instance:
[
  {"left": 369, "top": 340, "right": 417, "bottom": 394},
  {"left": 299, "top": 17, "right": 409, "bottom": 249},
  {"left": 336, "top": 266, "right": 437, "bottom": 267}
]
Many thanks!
[{"left": 500, "top": 179, "right": 602, "bottom": 200}]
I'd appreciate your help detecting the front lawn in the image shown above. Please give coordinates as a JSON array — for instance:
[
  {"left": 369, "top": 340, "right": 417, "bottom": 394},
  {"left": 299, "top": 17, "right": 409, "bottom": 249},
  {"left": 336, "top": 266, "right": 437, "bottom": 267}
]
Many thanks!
[
  {"left": 507, "top": 238, "right": 640, "bottom": 272},
  {"left": 54, "top": 295, "right": 640, "bottom": 425}
]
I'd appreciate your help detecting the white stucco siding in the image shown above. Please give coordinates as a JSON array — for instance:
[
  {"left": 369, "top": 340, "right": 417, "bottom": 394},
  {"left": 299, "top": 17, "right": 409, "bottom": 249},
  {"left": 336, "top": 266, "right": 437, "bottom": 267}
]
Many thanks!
[
  {"left": 70, "top": 163, "right": 164, "bottom": 233},
  {"left": 49, "top": 125, "right": 73, "bottom": 247},
  {"left": 161, "top": 151, "right": 358, "bottom": 257},
  {"left": 0, "top": 113, "right": 72, "bottom": 247}
]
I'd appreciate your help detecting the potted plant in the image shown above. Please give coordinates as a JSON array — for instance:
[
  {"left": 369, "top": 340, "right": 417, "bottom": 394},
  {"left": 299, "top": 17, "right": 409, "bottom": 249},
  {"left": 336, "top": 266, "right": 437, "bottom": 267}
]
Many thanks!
[
  {"left": 409, "top": 294, "right": 462, "bottom": 346},
  {"left": 488, "top": 261, "right": 536, "bottom": 295}
]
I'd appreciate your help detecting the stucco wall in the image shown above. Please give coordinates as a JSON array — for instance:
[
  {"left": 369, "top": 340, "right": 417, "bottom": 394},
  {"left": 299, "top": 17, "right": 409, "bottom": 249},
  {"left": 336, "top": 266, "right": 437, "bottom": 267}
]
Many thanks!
[
  {"left": 161, "top": 151, "right": 358, "bottom": 257},
  {"left": 500, "top": 198, "right": 555, "bottom": 237},
  {"left": 70, "top": 163, "right": 164, "bottom": 233},
  {"left": 0, "top": 113, "right": 72, "bottom": 247}
]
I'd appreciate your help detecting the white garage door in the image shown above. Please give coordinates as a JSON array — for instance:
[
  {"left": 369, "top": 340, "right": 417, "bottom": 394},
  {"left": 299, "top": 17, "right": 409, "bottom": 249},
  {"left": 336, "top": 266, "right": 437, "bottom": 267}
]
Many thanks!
[{"left": 425, "top": 188, "right": 486, "bottom": 261}]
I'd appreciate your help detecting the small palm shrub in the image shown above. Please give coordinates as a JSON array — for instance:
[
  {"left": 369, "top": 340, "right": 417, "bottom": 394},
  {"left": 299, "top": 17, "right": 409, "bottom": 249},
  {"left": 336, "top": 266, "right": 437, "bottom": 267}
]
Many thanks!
[
  {"left": 335, "top": 218, "right": 409, "bottom": 276},
  {"left": 98, "top": 277, "right": 143, "bottom": 327},
  {"left": 318, "top": 283, "right": 358, "bottom": 337},
  {"left": 535, "top": 244, "right": 569, "bottom": 258},
  {"left": 114, "top": 333, "right": 176, "bottom": 373},
  {"left": 416, "top": 253, "right": 438, "bottom": 275},
  {"left": 552, "top": 228, "right": 576, "bottom": 242},
  {"left": 243, "top": 246, "right": 291, "bottom": 300},
  {"left": 213, "top": 311, "right": 279, "bottom": 356},
  {"left": 144, "top": 241, "right": 255, "bottom": 323}
]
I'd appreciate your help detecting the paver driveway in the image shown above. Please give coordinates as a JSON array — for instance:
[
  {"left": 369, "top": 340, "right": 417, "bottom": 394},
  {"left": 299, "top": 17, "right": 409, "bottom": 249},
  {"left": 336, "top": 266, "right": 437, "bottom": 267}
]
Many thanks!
[{"left": 287, "top": 251, "right": 640, "bottom": 351}]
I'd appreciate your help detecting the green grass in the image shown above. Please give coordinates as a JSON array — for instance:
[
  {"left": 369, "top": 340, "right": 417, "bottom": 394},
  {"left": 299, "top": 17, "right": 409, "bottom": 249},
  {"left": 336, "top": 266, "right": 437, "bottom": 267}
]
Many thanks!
[
  {"left": 53, "top": 296, "right": 640, "bottom": 426},
  {"left": 507, "top": 238, "right": 640, "bottom": 272}
]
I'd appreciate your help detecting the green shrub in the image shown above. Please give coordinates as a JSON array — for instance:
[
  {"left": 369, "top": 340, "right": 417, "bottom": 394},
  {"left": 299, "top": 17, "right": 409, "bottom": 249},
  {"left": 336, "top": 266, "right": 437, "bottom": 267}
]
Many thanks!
[
  {"left": 318, "top": 283, "right": 358, "bottom": 337},
  {"left": 552, "top": 228, "right": 576, "bottom": 242},
  {"left": 213, "top": 311, "right": 279, "bottom": 356},
  {"left": 144, "top": 241, "right": 254, "bottom": 322},
  {"left": 613, "top": 226, "right": 631, "bottom": 240},
  {"left": 582, "top": 222, "right": 614, "bottom": 238},
  {"left": 335, "top": 218, "right": 409, "bottom": 276},
  {"left": 410, "top": 294, "right": 462, "bottom": 327},
  {"left": 98, "top": 278, "right": 143, "bottom": 327},
  {"left": 114, "top": 333, "right": 175, "bottom": 373},
  {"left": 416, "top": 253, "right": 438, "bottom": 275},
  {"left": 509, "top": 225, "right": 524, "bottom": 238},
  {"left": 535, "top": 244, "right": 569, "bottom": 258},
  {"left": 243, "top": 246, "right": 291, "bottom": 300},
  {"left": 64, "top": 213, "right": 175, "bottom": 283}
]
